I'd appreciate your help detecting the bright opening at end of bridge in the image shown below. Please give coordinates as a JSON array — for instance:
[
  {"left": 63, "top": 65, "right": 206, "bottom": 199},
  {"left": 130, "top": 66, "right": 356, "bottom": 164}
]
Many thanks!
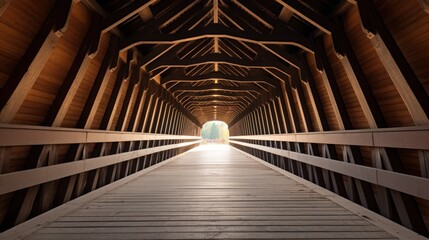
[{"left": 200, "top": 120, "right": 229, "bottom": 144}]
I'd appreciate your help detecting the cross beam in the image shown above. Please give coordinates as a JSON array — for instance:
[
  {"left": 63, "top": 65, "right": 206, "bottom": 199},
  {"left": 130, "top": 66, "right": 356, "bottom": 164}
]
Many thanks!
[
  {"left": 120, "top": 23, "right": 314, "bottom": 52},
  {"left": 161, "top": 72, "right": 276, "bottom": 87},
  {"left": 169, "top": 83, "right": 264, "bottom": 93},
  {"left": 146, "top": 53, "right": 291, "bottom": 76},
  {"left": 177, "top": 90, "right": 256, "bottom": 98}
]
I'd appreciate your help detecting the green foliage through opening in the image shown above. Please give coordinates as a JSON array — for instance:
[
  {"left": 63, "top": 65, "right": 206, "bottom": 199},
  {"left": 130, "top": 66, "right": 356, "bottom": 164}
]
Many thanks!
[{"left": 201, "top": 121, "right": 229, "bottom": 141}]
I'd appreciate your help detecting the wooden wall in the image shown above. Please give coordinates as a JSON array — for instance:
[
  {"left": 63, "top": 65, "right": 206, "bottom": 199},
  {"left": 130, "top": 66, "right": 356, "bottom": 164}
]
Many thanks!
[
  {"left": 230, "top": 0, "right": 429, "bottom": 236},
  {"left": 1, "top": 0, "right": 429, "bottom": 236},
  {"left": 0, "top": 0, "right": 201, "bottom": 231},
  {"left": 0, "top": 0, "right": 55, "bottom": 88}
]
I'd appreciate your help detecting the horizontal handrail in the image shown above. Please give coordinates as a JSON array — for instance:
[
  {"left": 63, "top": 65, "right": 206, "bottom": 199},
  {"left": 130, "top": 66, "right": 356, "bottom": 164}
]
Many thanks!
[
  {"left": 230, "top": 140, "right": 429, "bottom": 200},
  {"left": 0, "top": 124, "right": 201, "bottom": 147},
  {"left": 0, "top": 140, "right": 201, "bottom": 195},
  {"left": 229, "top": 126, "right": 429, "bottom": 150}
]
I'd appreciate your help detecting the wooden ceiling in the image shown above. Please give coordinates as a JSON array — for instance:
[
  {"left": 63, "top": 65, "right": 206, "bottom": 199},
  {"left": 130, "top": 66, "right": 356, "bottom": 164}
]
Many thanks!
[{"left": 94, "top": 0, "right": 344, "bottom": 124}]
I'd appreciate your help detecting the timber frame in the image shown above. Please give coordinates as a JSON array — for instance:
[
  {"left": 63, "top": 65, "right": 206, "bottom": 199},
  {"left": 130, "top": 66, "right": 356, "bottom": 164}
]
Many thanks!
[{"left": 1, "top": 0, "right": 429, "bottom": 237}]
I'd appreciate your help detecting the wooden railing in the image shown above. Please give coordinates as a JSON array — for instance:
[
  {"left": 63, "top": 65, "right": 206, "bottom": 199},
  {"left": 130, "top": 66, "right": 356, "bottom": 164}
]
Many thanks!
[
  {"left": 0, "top": 124, "right": 201, "bottom": 195},
  {"left": 230, "top": 126, "right": 429, "bottom": 150},
  {"left": 229, "top": 126, "right": 429, "bottom": 201},
  {"left": 0, "top": 124, "right": 201, "bottom": 146}
]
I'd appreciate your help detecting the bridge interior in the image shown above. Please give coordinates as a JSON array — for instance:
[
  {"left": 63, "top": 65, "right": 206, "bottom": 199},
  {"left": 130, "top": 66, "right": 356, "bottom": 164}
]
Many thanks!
[
  {"left": 2, "top": 144, "right": 420, "bottom": 239},
  {"left": 0, "top": 0, "right": 429, "bottom": 238}
]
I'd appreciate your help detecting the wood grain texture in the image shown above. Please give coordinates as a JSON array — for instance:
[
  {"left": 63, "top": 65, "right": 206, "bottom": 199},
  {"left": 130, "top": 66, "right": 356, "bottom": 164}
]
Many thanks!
[
  {"left": 0, "top": 0, "right": 54, "bottom": 88},
  {"left": 19, "top": 144, "right": 397, "bottom": 240},
  {"left": 61, "top": 33, "right": 110, "bottom": 128},
  {"left": 343, "top": 5, "right": 414, "bottom": 128},
  {"left": 13, "top": 2, "right": 91, "bottom": 126},
  {"left": 306, "top": 54, "right": 340, "bottom": 131},
  {"left": 375, "top": 0, "right": 429, "bottom": 96}
]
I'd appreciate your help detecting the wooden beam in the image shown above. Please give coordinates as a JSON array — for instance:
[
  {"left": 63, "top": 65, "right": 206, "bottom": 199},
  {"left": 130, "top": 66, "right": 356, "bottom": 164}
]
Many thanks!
[
  {"left": 314, "top": 37, "right": 352, "bottom": 130},
  {"left": 0, "top": 0, "right": 73, "bottom": 123},
  {"left": 188, "top": 101, "right": 244, "bottom": 108},
  {"left": 300, "top": 53, "right": 346, "bottom": 195},
  {"left": 213, "top": 0, "right": 219, "bottom": 72},
  {"left": 223, "top": 38, "right": 257, "bottom": 59},
  {"left": 357, "top": 0, "right": 429, "bottom": 125},
  {"left": 107, "top": 63, "right": 142, "bottom": 178},
  {"left": 178, "top": 90, "right": 255, "bottom": 102},
  {"left": 182, "top": 95, "right": 245, "bottom": 104},
  {"left": 126, "top": 73, "right": 150, "bottom": 133},
  {"left": 300, "top": 54, "right": 329, "bottom": 131},
  {"left": 120, "top": 23, "right": 314, "bottom": 52},
  {"left": 114, "top": 64, "right": 140, "bottom": 132},
  {"left": 76, "top": 34, "right": 119, "bottom": 129},
  {"left": 332, "top": 18, "right": 386, "bottom": 128},
  {"left": 170, "top": 83, "right": 264, "bottom": 94},
  {"left": 146, "top": 53, "right": 290, "bottom": 75},
  {"left": 229, "top": 140, "right": 429, "bottom": 201},
  {"left": 163, "top": 2, "right": 211, "bottom": 34},
  {"left": 101, "top": 0, "right": 157, "bottom": 32},
  {"left": 259, "top": 44, "right": 303, "bottom": 70},
  {"left": 132, "top": 0, "right": 199, "bottom": 37},
  {"left": 140, "top": 44, "right": 175, "bottom": 68},
  {"left": 161, "top": 72, "right": 276, "bottom": 86},
  {"left": 333, "top": 18, "right": 418, "bottom": 219},
  {"left": 59, "top": 34, "right": 120, "bottom": 202},
  {"left": 18, "top": 13, "right": 105, "bottom": 216},
  {"left": 318, "top": 35, "right": 379, "bottom": 207},
  {"left": 0, "top": 140, "right": 201, "bottom": 195},
  {"left": 0, "top": 122, "right": 426, "bottom": 196},
  {"left": 186, "top": 99, "right": 246, "bottom": 109},
  {"left": 153, "top": 94, "right": 168, "bottom": 134},
  {"left": 98, "top": 62, "right": 127, "bottom": 131},
  {"left": 44, "top": 13, "right": 103, "bottom": 127},
  {"left": 0, "top": 0, "right": 74, "bottom": 228},
  {"left": 221, "top": 0, "right": 269, "bottom": 34},
  {"left": 355, "top": 6, "right": 429, "bottom": 228},
  {"left": 231, "top": 0, "right": 273, "bottom": 29},
  {"left": 1, "top": 12, "right": 103, "bottom": 218},
  {"left": 85, "top": 65, "right": 127, "bottom": 191},
  {"left": 274, "top": 0, "right": 333, "bottom": 33}
]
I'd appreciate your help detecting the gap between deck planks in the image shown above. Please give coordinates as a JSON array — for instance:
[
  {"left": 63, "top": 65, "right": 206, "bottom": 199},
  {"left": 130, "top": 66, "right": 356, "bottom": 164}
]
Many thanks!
[{"left": 2, "top": 144, "right": 423, "bottom": 239}]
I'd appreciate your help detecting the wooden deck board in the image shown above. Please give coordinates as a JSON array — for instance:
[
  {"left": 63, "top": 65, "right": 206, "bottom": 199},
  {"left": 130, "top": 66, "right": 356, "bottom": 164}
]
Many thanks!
[{"left": 22, "top": 144, "right": 398, "bottom": 239}]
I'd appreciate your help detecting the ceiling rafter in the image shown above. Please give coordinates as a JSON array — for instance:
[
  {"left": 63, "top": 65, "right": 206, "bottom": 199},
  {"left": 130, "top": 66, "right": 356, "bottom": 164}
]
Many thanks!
[
  {"left": 96, "top": 0, "right": 343, "bottom": 123},
  {"left": 180, "top": 93, "right": 254, "bottom": 105},
  {"left": 165, "top": 1, "right": 212, "bottom": 33},
  {"left": 230, "top": 0, "right": 274, "bottom": 29},
  {"left": 177, "top": 39, "right": 210, "bottom": 59},
  {"left": 188, "top": 101, "right": 246, "bottom": 110},
  {"left": 221, "top": 38, "right": 256, "bottom": 59},
  {"left": 132, "top": 0, "right": 193, "bottom": 35},
  {"left": 274, "top": 0, "right": 333, "bottom": 34},
  {"left": 218, "top": 64, "right": 235, "bottom": 76},
  {"left": 102, "top": 0, "right": 158, "bottom": 32},
  {"left": 218, "top": 9, "right": 245, "bottom": 31},
  {"left": 184, "top": 97, "right": 248, "bottom": 108},
  {"left": 169, "top": 82, "right": 262, "bottom": 93},
  {"left": 120, "top": 23, "right": 315, "bottom": 53},
  {"left": 147, "top": 53, "right": 292, "bottom": 78},
  {"left": 221, "top": 0, "right": 270, "bottom": 34},
  {"left": 161, "top": 72, "right": 277, "bottom": 87},
  {"left": 218, "top": 40, "right": 241, "bottom": 59}
]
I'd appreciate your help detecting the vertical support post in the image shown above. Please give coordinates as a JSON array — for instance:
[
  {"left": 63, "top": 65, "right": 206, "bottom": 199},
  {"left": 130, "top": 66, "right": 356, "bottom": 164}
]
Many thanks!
[
  {"left": 1, "top": 1, "right": 75, "bottom": 228},
  {"left": 355, "top": 1, "right": 429, "bottom": 234}
]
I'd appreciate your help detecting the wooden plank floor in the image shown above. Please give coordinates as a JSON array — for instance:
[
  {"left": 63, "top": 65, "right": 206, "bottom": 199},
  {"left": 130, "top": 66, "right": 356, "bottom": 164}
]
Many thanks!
[{"left": 23, "top": 144, "right": 398, "bottom": 239}]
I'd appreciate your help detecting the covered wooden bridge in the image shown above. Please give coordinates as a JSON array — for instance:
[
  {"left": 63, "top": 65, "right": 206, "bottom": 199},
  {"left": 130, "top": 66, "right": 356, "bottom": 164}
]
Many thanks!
[{"left": 0, "top": 0, "right": 429, "bottom": 239}]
